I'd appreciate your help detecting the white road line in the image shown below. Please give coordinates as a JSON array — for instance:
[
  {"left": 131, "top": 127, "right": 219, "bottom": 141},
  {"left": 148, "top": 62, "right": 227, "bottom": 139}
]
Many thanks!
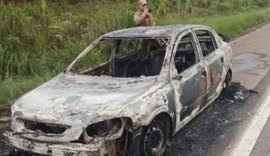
[{"left": 231, "top": 87, "right": 270, "bottom": 156}]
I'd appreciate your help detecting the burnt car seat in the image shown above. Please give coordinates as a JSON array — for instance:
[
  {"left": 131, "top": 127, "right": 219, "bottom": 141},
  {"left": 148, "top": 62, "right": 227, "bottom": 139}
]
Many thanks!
[
  {"left": 175, "top": 50, "right": 196, "bottom": 73},
  {"left": 150, "top": 49, "right": 166, "bottom": 76}
]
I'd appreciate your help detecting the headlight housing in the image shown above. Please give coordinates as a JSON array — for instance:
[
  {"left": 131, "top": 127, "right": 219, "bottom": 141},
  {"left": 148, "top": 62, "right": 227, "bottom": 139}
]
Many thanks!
[{"left": 83, "top": 118, "right": 123, "bottom": 143}]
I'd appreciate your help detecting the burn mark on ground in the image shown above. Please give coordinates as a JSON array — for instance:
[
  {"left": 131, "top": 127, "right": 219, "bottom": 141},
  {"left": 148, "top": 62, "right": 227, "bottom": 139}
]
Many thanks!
[{"left": 164, "top": 82, "right": 250, "bottom": 156}]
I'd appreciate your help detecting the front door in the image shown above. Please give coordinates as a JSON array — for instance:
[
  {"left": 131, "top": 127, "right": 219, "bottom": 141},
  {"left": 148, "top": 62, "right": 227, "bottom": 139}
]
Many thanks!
[{"left": 171, "top": 31, "right": 208, "bottom": 130}]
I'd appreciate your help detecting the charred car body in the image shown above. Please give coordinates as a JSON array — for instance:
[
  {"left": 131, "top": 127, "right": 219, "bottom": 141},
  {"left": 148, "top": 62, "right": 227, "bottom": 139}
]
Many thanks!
[{"left": 5, "top": 25, "right": 232, "bottom": 155}]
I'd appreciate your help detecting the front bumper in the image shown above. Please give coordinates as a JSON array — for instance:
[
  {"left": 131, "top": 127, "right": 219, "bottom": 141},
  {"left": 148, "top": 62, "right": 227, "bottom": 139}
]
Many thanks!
[{"left": 4, "top": 131, "right": 115, "bottom": 156}]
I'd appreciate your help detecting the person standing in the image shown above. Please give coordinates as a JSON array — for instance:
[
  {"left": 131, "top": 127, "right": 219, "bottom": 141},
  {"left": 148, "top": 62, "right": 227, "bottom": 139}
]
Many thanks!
[{"left": 134, "top": 0, "right": 156, "bottom": 26}]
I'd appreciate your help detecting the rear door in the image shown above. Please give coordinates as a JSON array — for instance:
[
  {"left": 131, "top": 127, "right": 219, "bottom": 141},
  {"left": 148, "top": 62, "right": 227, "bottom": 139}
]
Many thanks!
[{"left": 193, "top": 28, "right": 224, "bottom": 100}]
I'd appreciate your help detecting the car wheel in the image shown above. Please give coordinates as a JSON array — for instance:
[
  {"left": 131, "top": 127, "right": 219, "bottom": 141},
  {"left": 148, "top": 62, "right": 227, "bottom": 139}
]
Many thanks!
[
  {"left": 139, "top": 119, "right": 169, "bottom": 156},
  {"left": 222, "top": 71, "right": 232, "bottom": 94},
  {"left": 128, "top": 117, "right": 170, "bottom": 156},
  {"left": 142, "top": 120, "right": 168, "bottom": 156}
]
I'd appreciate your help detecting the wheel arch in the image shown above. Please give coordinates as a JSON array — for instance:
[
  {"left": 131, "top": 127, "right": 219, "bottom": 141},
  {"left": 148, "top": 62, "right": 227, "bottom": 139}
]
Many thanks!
[{"left": 227, "top": 68, "right": 232, "bottom": 77}]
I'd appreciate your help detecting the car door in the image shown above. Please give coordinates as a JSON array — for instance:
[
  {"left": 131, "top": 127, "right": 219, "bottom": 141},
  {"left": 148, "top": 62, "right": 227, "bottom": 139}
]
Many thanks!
[
  {"left": 193, "top": 28, "right": 223, "bottom": 100},
  {"left": 171, "top": 30, "right": 208, "bottom": 130}
]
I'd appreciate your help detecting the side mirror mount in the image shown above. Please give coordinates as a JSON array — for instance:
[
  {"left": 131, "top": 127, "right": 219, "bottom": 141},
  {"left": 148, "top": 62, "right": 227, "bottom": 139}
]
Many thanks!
[{"left": 218, "top": 33, "right": 230, "bottom": 43}]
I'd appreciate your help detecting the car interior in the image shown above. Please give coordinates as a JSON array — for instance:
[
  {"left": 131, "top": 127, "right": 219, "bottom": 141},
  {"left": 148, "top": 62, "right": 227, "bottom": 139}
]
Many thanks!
[
  {"left": 111, "top": 39, "right": 166, "bottom": 77},
  {"left": 75, "top": 36, "right": 198, "bottom": 77},
  {"left": 195, "top": 30, "right": 217, "bottom": 57},
  {"left": 174, "top": 33, "right": 197, "bottom": 74}
]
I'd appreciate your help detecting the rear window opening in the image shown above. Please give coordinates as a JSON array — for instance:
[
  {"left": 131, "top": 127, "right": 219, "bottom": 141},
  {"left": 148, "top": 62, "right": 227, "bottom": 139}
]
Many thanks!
[{"left": 195, "top": 30, "right": 218, "bottom": 57}]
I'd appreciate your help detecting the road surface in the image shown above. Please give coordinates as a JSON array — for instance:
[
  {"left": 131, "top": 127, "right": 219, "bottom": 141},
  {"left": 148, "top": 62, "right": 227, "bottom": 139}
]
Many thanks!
[{"left": 207, "top": 23, "right": 270, "bottom": 156}]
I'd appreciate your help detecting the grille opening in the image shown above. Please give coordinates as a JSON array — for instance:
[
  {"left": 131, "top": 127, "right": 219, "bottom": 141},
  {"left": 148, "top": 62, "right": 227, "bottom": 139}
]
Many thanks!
[{"left": 24, "top": 120, "right": 67, "bottom": 134}]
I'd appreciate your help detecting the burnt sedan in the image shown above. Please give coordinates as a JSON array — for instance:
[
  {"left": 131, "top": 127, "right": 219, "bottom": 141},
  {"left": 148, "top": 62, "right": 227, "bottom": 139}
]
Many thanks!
[{"left": 5, "top": 25, "right": 232, "bottom": 156}]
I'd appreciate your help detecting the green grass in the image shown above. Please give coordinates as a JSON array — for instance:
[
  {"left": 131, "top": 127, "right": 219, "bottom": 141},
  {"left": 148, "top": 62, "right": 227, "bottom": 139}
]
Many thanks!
[
  {"left": 0, "top": 1, "right": 135, "bottom": 79},
  {"left": 0, "top": 75, "right": 49, "bottom": 111},
  {"left": 0, "top": 1, "right": 269, "bottom": 78},
  {"left": 0, "top": 1, "right": 270, "bottom": 111},
  {"left": 158, "top": 8, "right": 270, "bottom": 37}
]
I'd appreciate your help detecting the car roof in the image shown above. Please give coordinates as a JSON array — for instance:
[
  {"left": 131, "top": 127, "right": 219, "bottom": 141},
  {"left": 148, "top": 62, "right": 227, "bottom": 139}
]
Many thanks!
[{"left": 102, "top": 24, "right": 206, "bottom": 39}]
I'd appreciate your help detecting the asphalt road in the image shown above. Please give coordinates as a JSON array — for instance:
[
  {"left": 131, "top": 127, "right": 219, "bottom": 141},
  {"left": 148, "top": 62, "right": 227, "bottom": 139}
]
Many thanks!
[
  {"left": 231, "top": 23, "right": 270, "bottom": 90},
  {"left": 0, "top": 23, "right": 270, "bottom": 156}
]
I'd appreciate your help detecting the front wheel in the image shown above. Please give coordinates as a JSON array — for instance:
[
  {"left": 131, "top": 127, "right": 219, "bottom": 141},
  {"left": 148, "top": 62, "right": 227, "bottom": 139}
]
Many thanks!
[{"left": 129, "top": 119, "right": 170, "bottom": 156}]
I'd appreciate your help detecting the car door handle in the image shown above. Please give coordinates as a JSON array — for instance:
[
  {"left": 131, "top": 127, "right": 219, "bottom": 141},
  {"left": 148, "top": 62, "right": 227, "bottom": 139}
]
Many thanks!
[
  {"left": 201, "top": 71, "right": 207, "bottom": 79},
  {"left": 173, "top": 75, "right": 183, "bottom": 81},
  {"left": 220, "top": 57, "right": 224, "bottom": 63}
]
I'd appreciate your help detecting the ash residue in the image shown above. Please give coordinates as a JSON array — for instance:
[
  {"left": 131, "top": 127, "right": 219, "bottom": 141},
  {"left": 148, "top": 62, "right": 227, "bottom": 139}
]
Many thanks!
[{"left": 164, "top": 82, "right": 250, "bottom": 156}]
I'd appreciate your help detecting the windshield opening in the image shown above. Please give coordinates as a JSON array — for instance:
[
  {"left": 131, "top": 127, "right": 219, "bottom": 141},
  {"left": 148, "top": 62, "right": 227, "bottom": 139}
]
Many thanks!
[{"left": 70, "top": 38, "right": 169, "bottom": 78}]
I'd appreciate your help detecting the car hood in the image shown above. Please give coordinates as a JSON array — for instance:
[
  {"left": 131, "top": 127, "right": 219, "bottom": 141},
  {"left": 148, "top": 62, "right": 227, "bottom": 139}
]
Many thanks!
[{"left": 13, "top": 73, "right": 158, "bottom": 127}]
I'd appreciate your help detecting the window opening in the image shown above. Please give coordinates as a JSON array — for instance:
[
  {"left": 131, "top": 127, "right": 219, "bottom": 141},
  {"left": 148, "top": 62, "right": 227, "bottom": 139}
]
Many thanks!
[
  {"left": 174, "top": 33, "right": 197, "bottom": 74},
  {"left": 195, "top": 30, "right": 217, "bottom": 57}
]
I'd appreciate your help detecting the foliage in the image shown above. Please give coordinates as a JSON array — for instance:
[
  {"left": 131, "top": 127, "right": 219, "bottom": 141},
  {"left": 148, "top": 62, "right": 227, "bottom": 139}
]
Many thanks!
[
  {"left": 0, "top": 0, "right": 270, "bottom": 79},
  {"left": 158, "top": 8, "right": 270, "bottom": 36},
  {"left": 147, "top": 0, "right": 270, "bottom": 16},
  {"left": 0, "top": 1, "right": 134, "bottom": 79},
  {"left": 0, "top": 75, "right": 48, "bottom": 110},
  {"left": 0, "top": 0, "right": 270, "bottom": 108}
]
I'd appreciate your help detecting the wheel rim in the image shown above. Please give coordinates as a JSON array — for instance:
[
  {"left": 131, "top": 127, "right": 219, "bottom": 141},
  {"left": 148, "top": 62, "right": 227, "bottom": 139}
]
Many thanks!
[{"left": 143, "top": 125, "right": 164, "bottom": 155}]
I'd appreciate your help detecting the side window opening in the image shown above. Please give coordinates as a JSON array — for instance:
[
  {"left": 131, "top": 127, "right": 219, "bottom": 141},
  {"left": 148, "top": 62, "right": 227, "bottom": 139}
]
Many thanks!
[
  {"left": 195, "top": 30, "right": 217, "bottom": 57},
  {"left": 174, "top": 33, "right": 197, "bottom": 74}
]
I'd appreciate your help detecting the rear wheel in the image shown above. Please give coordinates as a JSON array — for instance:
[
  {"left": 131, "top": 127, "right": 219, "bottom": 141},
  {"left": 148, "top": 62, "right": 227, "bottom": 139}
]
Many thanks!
[{"left": 222, "top": 71, "right": 232, "bottom": 94}]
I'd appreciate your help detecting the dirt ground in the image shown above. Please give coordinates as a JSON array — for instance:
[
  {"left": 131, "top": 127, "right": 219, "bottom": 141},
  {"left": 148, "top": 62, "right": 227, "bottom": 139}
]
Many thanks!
[{"left": 0, "top": 82, "right": 251, "bottom": 156}]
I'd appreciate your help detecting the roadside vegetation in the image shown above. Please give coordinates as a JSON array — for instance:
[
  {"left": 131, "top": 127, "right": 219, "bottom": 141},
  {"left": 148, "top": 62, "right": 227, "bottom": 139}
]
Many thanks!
[{"left": 1, "top": 0, "right": 270, "bottom": 110}]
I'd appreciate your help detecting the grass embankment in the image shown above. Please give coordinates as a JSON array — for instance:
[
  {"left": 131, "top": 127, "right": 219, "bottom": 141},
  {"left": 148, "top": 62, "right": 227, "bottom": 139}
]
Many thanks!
[
  {"left": 0, "top": 76, "right": 47, "bottom": 110},
  {"left": 0, "top": 1, "right": 270, "bottom": 111},
  {"left": 158, "top": 8, "right": 270, "bottom": 37},
  {"left": 0, "top": 1, "right": 134, "bottom": 110}
]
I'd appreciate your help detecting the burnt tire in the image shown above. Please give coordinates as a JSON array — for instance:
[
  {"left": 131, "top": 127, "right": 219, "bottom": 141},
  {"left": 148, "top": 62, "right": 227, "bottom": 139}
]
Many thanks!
[
  {"left": 9, "top": 148, "right": 29, "bottom": 156},
  {"left": 129, "top": 119, "right": 170, "bottom": 156},
  {"left": 222, "top": 71, "right": 232, "bottom": 94}
]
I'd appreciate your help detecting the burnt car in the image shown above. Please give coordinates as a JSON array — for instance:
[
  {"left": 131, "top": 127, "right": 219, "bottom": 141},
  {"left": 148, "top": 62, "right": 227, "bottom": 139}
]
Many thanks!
[{"left": 5, "top": 25, "right": 232, "bottom": 156}]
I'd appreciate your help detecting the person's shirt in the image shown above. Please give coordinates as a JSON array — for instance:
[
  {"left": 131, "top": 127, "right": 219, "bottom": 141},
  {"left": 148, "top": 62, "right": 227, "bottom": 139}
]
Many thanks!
[{"left": 134, "top": 10, "right": 156, "bottom": 26}]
